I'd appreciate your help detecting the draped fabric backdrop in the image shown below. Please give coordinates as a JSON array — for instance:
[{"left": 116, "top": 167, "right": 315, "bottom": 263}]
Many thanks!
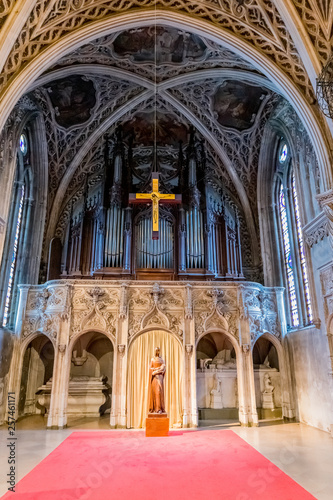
[{"left": 127, "top": 330, "right": 183, "bottom": 428}]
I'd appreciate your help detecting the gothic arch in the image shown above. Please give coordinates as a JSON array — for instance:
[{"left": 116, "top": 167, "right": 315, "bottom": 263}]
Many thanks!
[
  {"left": 252, "top": 330, "right": 295, "bottom": 419},
  {"left": 127, "top": 327, "right": 183, "bottom": 428},
  {"left": 21, "top": 331, "right": 56, "bottom": 353},
  {"left": 252, "top": 331, "right": 283, "bottom": 361},
  {"left": 129, "top": 327, "right": 183, "bottom": 350},
  {"left": 196, "top": 327, "right": 241, "bottom": 356},
  {"left": 68, "top": 328, "right": 116, "bottom": 352},
  {"left": 195, "top": 328, "right": 245, "bottom": 424},
  {"left": 15, "top": 332, "right": 55, "bottom": 419},
  {"left": 0, "top": 11, "right": 331, "bottom": 189},
  {"left": 64, "top": 329, "right": 115, "bottom": 421}
]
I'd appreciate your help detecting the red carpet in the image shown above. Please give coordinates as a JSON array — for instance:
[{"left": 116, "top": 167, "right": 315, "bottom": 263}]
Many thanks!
[{"left": 2, "top": 430, "right": 315, "bottom": 500}]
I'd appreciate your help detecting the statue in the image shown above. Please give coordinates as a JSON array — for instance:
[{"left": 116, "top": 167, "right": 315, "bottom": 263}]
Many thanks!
[
  {"left": 263, "top": 373, "right": 274, "bottom": 393},
  {"left": 261, "top": 373, "right": 275, "bottom": 409},
  {"left": 148, "top": 346, "right": 166, "bottom": 414}
]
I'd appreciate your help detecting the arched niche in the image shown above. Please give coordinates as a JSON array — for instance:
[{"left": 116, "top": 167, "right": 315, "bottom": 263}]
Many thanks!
[
  {"left": 127, "top": 329, "right": 183, "bottom": 429},
  {"left": 67, "top": 331, "right": 114, "bottom": 420},
  {"left": 196, "top": 330, "right": 238, "bottom": 423},
  {"left": 252, "top": 334, "right": 282, "bottom": 420},
  {"left": 18, "top": 334, "right": 54, "bottom": 420}
]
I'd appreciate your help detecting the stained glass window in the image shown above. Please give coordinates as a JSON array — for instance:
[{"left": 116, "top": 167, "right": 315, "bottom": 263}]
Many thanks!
[
  {"left": 3, "top": 184, "right": 25, "bottom": 326},
  {"left": 19, "top": 134, "right": 27, "bottom": 155},
  {"left": 279, "top": 143, "right": 288, "bottom": 163},
  {"left": 279, "top": 183, "right": 299, "bottom": 327},
  {"left": 292, "top": 174, "right": 313, "bottom": 323}
]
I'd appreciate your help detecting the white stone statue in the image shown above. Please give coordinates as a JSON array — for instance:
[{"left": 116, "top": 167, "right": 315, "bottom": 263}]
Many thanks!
[
  {"left": 210, "top": 376, "right": 223, "bottom": 409},
  {"left": 261, "top": 373, "right": 275, "bottom": 409}
]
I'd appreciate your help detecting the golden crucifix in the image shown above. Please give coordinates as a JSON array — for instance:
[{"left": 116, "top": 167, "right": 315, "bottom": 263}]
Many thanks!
[{"left": 129, "top": 172, "right": 181, "bottom": 239}]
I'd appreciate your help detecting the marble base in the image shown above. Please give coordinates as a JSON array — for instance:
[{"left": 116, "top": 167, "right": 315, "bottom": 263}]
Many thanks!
[
  {"left": 146, "top": 413, "right": 169, "bottom": 437},
  {"left": 37, "top": 376, "right": 108, "bottom": 417},
  {"left": 210, "top": 394, "right": 223, "bottom": 409},
  {"left": 261, "top": 392, "right": 275, "bottom": 409}
]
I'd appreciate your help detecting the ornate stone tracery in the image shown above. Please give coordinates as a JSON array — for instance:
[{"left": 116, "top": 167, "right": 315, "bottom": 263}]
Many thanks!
[{"left": 0, "top": 1, "right": 315, "bottom": 105}]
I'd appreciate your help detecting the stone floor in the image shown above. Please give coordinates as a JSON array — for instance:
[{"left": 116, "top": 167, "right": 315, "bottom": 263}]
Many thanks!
[{"left": 0, "top": 416, "right": 332, "bottom": 499}]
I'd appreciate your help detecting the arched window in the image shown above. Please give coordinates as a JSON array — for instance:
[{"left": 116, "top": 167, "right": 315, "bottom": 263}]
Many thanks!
[
  {"left": 1, "top": 132, "right": 30, "bottom": 328},
  {"left": 275, "top": 140, "right": 313, "bottom": 328}
]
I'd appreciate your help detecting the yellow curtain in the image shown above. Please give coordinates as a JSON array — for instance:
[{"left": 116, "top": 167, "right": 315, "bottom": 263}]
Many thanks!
[{"left": 127, "top": 330, "right": 183, "bottom": 428}]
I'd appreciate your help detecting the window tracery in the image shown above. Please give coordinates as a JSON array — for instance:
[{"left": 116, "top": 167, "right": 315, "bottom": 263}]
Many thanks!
[{"left": 275, "top": 139, "right": 313, "bottom": 328}]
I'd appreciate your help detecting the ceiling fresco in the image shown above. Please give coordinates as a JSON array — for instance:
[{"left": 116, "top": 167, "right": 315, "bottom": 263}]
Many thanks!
[
  {"left": 213, "top": 81, "right": 268, "bottom": 131},
  {"left": 113, "top": 27, "right": 207, "bottom": 65},
  {"left": 53, "top": 29, "right": 257, "bottom": 82},
  {"left": 121, "top": 111, "right": 189, "bottom": 147},
  {"left": 47, "top": 76, "right": 96, "bottom": 129}
]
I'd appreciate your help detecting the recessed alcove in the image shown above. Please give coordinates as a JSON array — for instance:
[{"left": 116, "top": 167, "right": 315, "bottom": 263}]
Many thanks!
[
  {"left": 68, "top": 332, "right": 114, "bottom": 420},
  {"left": 196, "top": 331, "right": 238, "bottom": 422},
  {"left": 252, "top": 336, "right": 282, "bottom": 421},
  {"left": 18, "top": 335, "right": 54, "bottom": 419}
]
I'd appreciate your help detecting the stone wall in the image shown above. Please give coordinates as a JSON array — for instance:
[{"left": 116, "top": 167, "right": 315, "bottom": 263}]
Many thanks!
[
  {"left": 0, "top": 328, "right": 15, "bottom": 424},
  {"left": 288, "top": 326, "right": 333, "bottom": 432}
]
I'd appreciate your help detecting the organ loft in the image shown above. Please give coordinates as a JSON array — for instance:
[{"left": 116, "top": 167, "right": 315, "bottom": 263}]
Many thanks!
[{"left": 51, "top": 126, "right": 244, "bottom": 282}]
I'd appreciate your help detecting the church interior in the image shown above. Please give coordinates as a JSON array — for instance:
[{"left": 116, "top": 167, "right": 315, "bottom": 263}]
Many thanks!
[{"left": 0, "top": 1, "right": 333, "bottom": 498}]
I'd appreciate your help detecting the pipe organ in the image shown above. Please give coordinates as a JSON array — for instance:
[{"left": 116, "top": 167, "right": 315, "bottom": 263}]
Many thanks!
[{"left": 57, "top": 126, "right": 244, "bottom": 281}]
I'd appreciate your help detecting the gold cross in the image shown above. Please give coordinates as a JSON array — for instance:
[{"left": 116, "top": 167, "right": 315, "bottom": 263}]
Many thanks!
[{"left": 129, "top": 172, "right": 181, "bottom": 239}]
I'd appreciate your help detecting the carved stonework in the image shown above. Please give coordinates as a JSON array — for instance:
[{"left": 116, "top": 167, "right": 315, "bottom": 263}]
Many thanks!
[
  {"left": 117, "top": 344, "right": 126, "bottom": 356},
  {"left": 303, "top": 212, "right": 329, "bottom": 247},
  {"left": 185, "top": 284, "right": 193, "bottom": 319},
  {"left": 119, "top": 283, "right": 128, "bottom": 319},
  {"left": 185, "top": 344, "right": 193, "bottom": 356},
  {"left": 128, "top": 313, "right": 143, "bottom": 338},
  {"left": 320, "top": 262, "right": 333, "bottom": 322},
  {"left": 317, "top": 190, "right": 333, "bottom": 248},
  {"left": 21, "top": 281, "right": 283, "bottom": 356},
  {"left": 166, "top": 312, "right": 184, "bottom": 338},
  {"left": 242, "top": 344, "right": 250, "bottom": 354},
  {"left": 22, "top": 313, "right": 59, "bottom": 341}
]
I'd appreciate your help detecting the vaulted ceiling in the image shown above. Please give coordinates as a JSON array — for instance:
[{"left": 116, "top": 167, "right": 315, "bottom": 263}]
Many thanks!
[
  {"left": 17, "top": 27, "right": 285, "bottom": 269},
  {"left": 0, "top": 1, "right": 332, "bottom": 273}
]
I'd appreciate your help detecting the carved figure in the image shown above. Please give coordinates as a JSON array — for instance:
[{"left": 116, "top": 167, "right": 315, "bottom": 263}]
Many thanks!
[
  {"left": 263, "top": 373, "right": 274, "bottom": 393},
  {"left": 148, "top": 347, "right": 166, "bottom": 414}
]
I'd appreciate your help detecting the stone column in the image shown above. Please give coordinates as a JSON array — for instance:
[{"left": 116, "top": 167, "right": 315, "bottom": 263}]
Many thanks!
[
  {"left": 236, "top": 349, "right": 248, "bottom": 426},
  {"left": 275, "top": 287, "right": 287, "bottom": 337},
  {"left": 15, "top": 285, "right": 30, "bottom": 335},
  {"left": 183, "top": 284, "right": 197, "bottom": 427},
  {"left": 111, "top": 283, "right": 128, "bottom": 428},
  {"left": 237, "top": 286, "right": 258, "bottom": 426},
  {"left": 5, "top": 337, "right": 22, "bottom": 422},
  {"left": 243, "top": 343, "right": 259, "bottom": 426},
  {"left": 46, "top": 337, "right": 70, "bottom": 429},
  {"left": 46, "top": 285, "right": 72, "bottom": 429}
]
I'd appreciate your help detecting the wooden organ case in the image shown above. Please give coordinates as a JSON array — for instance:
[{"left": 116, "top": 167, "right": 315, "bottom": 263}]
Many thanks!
[{"left": 52, "top": 127, "right": 244, "bottom": 281}]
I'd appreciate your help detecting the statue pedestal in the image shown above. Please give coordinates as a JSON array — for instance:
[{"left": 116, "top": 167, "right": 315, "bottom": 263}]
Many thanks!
[
  {"left": 146, "top": 413, "right": 169, "bottom": 437},
  {"left": 261, "top": 392, "right": 275, "bottom": 409}
]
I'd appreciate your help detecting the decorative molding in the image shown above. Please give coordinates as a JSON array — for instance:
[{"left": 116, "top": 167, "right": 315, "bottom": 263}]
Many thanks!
[
  {"left": 185, "top": 344, "right": 193, "bottom": 356},
  {"left": 303, "top": 210, "right": 329, "bottom": 247},
  {"left": 242, "top": 343, "right": 250, "bottom": 353},
  {"left": 317, "top": 190, "right": 333, "bottom": 247},
  {"left": 58, "top": 344, "right": 66, "bottom": 354},
  {"left": 117, "top": 344, "right": 126, "bottom": 356}
]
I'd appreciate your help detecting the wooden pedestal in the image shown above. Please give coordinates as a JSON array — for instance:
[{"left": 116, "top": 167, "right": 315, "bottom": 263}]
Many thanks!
[{"left": 145, "top": 413, "right": 169, "bottom": 437}]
